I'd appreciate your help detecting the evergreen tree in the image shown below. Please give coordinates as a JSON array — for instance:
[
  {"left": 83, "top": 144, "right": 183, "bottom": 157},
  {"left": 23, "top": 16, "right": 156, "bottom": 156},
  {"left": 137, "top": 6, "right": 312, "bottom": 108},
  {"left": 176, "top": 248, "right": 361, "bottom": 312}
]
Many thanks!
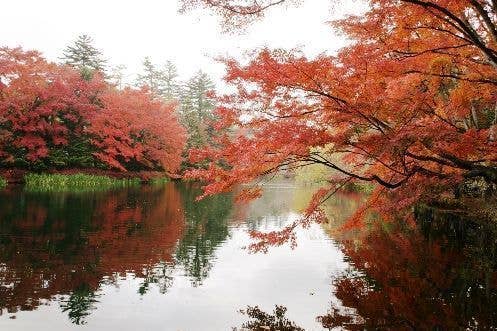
[
  {"left": 109, "top": 64, "right": 127, "bottom": 89},
  {"left": 158, "top": 60, "right": 180, "bottom": 101},
  {"left": 135, "top": 57, "right": 162, "bottom": 95},
  {"left": 61, "top": 34, "right": 107, "bottom": 75},
  {"left": 136, "top": 58, "right": 181, "bottom": 100},
  {"left": 179, "top": 71, "right": 216, "bottom": 151},
  {"left": 182, "top": 70, "right": 215, "bottom": 119}
]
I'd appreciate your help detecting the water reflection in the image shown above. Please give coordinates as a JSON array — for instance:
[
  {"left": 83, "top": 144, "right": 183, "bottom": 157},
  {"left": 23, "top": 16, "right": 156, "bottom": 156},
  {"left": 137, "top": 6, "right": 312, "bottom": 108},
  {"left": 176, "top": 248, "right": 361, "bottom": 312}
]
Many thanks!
[
  {"left": 0, "top": 183, "right": 233, "bottom": 325},
  {"left": 0, "top": 182, "right": 496, "bottom": 330},
  {"left": 175, "top": 184, "right": 233, "bottom": 286},
  {"left": 318, "top": 205, "right": 497, "bottom": 330},
  {"left": 233, "top": 305, "right": 305, "bottom": 331}
]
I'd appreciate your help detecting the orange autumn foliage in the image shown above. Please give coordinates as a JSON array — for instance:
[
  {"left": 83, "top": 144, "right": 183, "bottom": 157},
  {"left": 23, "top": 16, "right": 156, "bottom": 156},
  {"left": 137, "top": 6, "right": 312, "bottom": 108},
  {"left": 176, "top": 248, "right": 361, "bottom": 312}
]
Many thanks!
[{"left": 184, "top": 0, "right": 497, "bottom": 243}]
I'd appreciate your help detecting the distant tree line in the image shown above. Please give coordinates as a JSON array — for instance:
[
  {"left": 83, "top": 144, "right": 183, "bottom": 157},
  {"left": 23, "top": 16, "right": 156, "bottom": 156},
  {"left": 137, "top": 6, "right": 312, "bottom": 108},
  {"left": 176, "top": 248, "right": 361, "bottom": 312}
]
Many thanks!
[{"left": 132, "top": 55, "right": 217, "bottom": 168}]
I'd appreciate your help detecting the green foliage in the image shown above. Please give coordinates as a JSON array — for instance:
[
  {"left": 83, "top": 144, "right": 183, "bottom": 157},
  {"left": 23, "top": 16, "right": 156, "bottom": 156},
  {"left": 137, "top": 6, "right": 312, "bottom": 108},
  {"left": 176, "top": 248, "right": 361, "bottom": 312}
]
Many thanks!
[
  {"left": 0, "top": 177, "right": 6, "bottom": 189},
  {"left": 342, "top": 181, "right": 375, "bottom": 193},
  {"left": 3, "top": 136, "right": 101, "bottom": 172},
  {"left": 109, "top": 64, "right": 127, "bottom": 89},
  {"left": 175, "top": 184, "right": 233, "bottom": 285},
  {"left": 135, "top": 58, "right": 179, "bottom": 100},
  {"left": 159, "top": 60, "right": 180, "bottom": 100},
  {"left": 134, "top": 58, "right": 218, "bottom": 169},
  {"left": 24, "top": 173, "right": 140, "bottom": 192},
  {"left": 179, "top": 70, "right": 217, "bottom": 168},
  {"left": 136, "top": 57, "right": 162, "bottom": 94},
  {"left": 61, "top": 34, "right": 107, "bottom": 74},
  {"left": 49, "top": 137, "right": 101, "bottom": 169},
  {"left": 149, "top": 177, "right": 170, "bottom": 185},
  {"left": 60, "top": 284, "right": 100, "bottom": 325},
  {"left": 295, "top": 163, "right": 333, "bottom": 185},
  {"left": 180, "top": 70, "right": 215, "bottom": 120}
]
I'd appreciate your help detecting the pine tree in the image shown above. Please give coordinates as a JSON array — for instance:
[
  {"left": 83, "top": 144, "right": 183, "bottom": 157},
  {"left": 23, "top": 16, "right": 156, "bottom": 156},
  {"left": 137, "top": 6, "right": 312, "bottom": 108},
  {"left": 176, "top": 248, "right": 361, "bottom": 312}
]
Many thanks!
[
  {"left": 136, "top": 58, "right": 181, "bottom": 100},
  {"left": 179, "top": 71, "right": 216, "bottom": 151},
  {"left": 109, "top": 64, "right": 127, "bottom": 89},
  {"left": 182, "top": 70, "right": 215, "bottom": 120},
  {"left": 158, "top": 61, "right": 180, "bottom": 101},
  {"left": 135, "top": 57, "right": 162, "bottom": 96},
  {"left": 61, "top": 34, "right": 107, "bottom": 75}
]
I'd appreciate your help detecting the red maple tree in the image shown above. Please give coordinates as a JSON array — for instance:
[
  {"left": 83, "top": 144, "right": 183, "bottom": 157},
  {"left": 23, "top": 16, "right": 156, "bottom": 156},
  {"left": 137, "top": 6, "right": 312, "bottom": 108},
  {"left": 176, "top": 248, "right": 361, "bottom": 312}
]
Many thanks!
[
  {"left": 183, "top": 0, "right": 497, "bottom": 243},
  {"left": 88, "top": 88, "right": 185, "bottom": 172},
  {"left": 0, "top": 47, "right": 185, "bottom": 173}
]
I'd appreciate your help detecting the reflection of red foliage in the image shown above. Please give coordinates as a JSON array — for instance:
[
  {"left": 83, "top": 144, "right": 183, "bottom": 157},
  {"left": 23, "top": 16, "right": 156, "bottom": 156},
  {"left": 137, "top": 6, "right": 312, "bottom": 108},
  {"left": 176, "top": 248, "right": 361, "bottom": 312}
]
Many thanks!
[
  {"left": 0, "top": 184, "right": 184, "bottom": 314},
  {"left": 319, "top": 224, "right": 497, "bottom": 330},
  {"left": 89, "top": 185, "right": 185, "bottom": 276}
]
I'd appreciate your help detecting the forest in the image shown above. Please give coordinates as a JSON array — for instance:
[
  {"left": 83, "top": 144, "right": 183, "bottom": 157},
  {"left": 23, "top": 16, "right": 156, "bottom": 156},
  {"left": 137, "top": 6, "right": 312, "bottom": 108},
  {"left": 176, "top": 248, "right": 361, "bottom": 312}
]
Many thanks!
[{"left": 1, "top": 0, "right": 497, "bottom": 244}]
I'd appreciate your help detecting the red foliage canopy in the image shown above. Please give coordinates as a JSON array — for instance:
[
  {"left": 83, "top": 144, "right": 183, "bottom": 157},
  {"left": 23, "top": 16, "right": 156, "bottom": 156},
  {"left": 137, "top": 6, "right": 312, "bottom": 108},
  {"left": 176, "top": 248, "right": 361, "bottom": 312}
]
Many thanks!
[
  {"left": 0, "top": 47, "right": 103, "bottom": 162},
  {"left": 0, "top": 47, "right": 185, "bottom": 173},
  {"left": 88, "top": 88, "right": 185, "bottom": 172}
]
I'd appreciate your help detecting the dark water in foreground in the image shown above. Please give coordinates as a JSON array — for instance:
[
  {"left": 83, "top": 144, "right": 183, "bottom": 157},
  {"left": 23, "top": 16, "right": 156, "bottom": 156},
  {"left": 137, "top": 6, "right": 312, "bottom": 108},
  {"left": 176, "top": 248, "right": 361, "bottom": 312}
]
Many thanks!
[{"left": 0, "top": 182, "right": 496, "bottom": 330}]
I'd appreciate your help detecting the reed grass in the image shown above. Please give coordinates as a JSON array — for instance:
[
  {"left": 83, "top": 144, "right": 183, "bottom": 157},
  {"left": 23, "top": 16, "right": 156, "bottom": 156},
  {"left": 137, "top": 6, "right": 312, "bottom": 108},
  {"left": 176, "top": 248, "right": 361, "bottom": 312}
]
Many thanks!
[
  {"left": 24, "top": 173, "right": 141, "bottom": 192},
  {"left": 149, "top": 176, "right": 170, "bottom": 185}
]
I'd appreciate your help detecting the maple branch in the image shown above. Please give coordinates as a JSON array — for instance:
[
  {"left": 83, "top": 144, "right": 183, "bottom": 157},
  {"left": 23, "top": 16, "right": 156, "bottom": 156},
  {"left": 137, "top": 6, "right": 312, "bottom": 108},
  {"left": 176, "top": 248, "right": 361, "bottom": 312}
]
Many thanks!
[
  {"left": 468, "top": 0, "right": 497, "bottom": 44},
  {"left": 402, "top": 0, "right": 497, "bottom": 66},
  {"left": 391, "top": 43, "right": 473, "bottom": 60},
  {"left": 404, "top": 24, "right": 473, "bottom": 44},
  {"left": 426, "top": 107, "right": 466, "bottom": 133},
  {"left": 202, "top": 0, "right": 287, "bottom": 15},
  {"left": 307, "top": 154, "right": 411, "bottom": 189},
  {"left": 404, "top": 70, "right": 497, "bottom": 85}
]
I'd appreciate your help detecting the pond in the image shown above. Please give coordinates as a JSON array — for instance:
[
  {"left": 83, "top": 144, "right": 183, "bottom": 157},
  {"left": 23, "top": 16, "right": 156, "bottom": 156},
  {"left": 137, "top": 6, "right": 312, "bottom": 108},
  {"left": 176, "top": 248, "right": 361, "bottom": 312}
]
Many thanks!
[{"left": 0, "top": 181, "right": 496, "bottom": 330}]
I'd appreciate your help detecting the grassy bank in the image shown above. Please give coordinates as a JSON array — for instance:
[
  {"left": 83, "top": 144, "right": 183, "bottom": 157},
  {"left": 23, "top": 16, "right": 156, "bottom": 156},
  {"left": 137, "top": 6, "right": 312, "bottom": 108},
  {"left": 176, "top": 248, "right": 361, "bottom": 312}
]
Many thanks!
[
  {"left": 0, "top": 176, "right": 6, "bottom": 189},
  {"left": 24, "top": 173, "right": 141, "bottom": 192},
  {"left": 150, "top": 176, "right": 170, "bottom": 185}
]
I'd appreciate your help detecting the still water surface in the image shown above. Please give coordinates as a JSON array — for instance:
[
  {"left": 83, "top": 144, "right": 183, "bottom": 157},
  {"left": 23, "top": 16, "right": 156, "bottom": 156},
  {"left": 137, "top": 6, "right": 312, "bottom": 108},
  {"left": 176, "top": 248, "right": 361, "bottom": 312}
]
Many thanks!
[{"left": 0, "top": 182, "right": 496, "bottom": 330}]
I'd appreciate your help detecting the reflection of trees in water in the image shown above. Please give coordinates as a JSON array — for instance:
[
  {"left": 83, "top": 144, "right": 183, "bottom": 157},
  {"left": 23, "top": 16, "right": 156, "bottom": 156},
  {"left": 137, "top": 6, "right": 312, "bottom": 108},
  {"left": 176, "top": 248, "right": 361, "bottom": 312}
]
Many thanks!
[
  {"left": 233, "top": 305, "right": 305, "bottom": 331},
  {"left": 319, "top": 208, "right": 497, "bottom": 330},
  {"left": 0, "top": 184, "right": 185, "bottom": 323},
  {"left": 231, "top": 208, "right": 497, "bottom": 330},
  {"left": 175, "top": 183, "right": 234, "bottom": 286},
  {"left": 60, "top": 284, "right": 100, "bottom": 325},
  {"left": 292, "top": 187, "right": 364, "bottom": 240}
]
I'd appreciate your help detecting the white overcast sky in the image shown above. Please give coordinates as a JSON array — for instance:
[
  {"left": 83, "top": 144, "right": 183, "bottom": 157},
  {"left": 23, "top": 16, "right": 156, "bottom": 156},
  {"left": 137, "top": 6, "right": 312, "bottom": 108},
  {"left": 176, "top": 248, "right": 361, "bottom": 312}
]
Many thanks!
[{"left": 0, "top": 0, "right": 365, "bottom": 85}]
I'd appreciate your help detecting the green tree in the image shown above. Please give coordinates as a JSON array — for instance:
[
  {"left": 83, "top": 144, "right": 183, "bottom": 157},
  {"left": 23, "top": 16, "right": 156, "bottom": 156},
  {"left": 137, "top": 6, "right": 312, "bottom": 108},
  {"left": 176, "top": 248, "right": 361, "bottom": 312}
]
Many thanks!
[
  {"left": 109, "top": 64, "right": 127, "bottom": 89},
  {"left": 135, "top": 57, "right": 162, "bottom": 95},
  {"left": 179, "top": 70, "right": 216, "bottom": 151},
  {"left": 136, "top": 58, "right": 180, "bottom": 101},
  {"left": 175, "top": 184, "right": 233, "bottom": 286},
  {"left": 158, "top": 60, "right": 180, "bottom": 101},
  {"left": 61, "top": 34, "right": 107, "bottom": 77}
]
